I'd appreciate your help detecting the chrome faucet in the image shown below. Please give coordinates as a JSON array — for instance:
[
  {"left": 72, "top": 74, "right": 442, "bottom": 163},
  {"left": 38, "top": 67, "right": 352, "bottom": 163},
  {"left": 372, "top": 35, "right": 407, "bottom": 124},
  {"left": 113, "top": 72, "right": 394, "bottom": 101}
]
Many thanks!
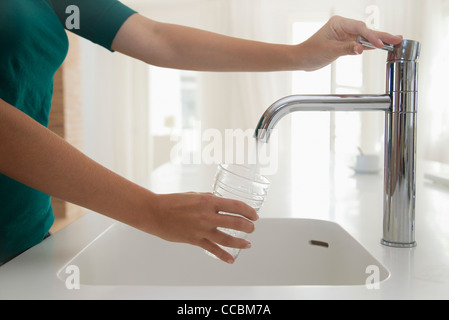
[{"left": 255, "top": 38, "right": 421, "bottom": 248}]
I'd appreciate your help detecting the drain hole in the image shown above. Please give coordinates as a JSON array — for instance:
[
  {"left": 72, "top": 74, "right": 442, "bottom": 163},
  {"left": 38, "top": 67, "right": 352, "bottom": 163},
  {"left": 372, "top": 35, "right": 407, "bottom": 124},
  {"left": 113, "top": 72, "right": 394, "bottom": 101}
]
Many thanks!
[{"left": 309, "top": 240, "right": 329, "bottom": 248}]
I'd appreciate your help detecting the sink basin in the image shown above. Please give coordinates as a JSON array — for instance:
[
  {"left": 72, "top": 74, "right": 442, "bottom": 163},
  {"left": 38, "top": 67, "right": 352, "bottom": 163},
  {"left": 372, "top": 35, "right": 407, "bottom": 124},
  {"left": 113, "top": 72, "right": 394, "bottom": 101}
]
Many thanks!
[{"left": 58, "top": 219, "right": 389, "bottom": 286}]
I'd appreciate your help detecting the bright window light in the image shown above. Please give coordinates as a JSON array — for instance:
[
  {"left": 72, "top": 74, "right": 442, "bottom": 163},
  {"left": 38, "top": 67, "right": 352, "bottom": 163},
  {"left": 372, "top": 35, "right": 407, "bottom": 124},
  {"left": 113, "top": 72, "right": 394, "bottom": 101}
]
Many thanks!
[{"left": 290, "top": 20, "right": 365, "bottom": 217}]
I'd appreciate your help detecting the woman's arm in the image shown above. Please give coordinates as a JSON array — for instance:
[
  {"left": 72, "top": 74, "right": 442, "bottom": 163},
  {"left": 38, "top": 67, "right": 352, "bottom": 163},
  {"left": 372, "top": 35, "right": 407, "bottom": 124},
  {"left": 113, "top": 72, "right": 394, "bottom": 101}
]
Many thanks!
[
  {"left": 111, "top": 14, "right": 402, "bottom": 72},
  {"left": 0, "top": 99, "right": 257, "bottom": 264}
]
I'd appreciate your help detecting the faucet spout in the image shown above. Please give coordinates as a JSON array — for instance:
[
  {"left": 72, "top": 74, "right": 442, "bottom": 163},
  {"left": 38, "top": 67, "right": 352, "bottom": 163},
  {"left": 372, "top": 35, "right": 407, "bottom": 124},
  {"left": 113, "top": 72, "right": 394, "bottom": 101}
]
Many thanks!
[
  {"left": 255, "top": 94, "right": 391, "bottom": 143},
  {"left": 255, "top": 39, "right": 421, "bottom": 248}
]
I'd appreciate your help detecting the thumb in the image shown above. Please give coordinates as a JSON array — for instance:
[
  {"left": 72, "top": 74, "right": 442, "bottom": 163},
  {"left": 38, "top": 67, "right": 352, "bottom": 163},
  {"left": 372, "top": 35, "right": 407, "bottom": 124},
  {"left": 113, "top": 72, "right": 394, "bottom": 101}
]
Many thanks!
[
  {"left": 336, "top": 41, "right": 364, "bottom": 56},
  {"left": 333, "top": 41, "right": 362, "bottom": 59},
  {"left": 344, "top": 41, "right": 363, "bottom": 56}
]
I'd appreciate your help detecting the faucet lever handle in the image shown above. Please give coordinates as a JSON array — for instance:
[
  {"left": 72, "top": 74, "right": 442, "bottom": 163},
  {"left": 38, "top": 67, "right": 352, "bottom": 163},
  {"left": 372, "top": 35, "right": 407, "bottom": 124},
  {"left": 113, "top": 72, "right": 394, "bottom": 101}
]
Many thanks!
[{"left": 357, "top": 36, "right": 395, "bottom": 52}]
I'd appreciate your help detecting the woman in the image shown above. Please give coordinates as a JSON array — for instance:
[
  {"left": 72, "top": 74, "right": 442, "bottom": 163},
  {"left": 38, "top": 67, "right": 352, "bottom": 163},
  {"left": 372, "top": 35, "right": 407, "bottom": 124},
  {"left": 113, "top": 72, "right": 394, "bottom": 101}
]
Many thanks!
[{"left": 0, "top": 0, "right": 402, "bottom": 265}]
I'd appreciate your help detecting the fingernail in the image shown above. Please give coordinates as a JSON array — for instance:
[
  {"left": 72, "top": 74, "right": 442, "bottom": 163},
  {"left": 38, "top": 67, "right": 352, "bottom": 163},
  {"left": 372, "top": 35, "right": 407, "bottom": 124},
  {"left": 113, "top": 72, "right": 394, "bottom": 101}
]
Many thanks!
[
  {"left": 227, "top": 258, "right": 234, "bottom": 264},
  {"left": 245, "top": 242, "right": 252, "bottom": 249},
  {"left": 354, "top": 46, "right": 361, "bottom": 55}
]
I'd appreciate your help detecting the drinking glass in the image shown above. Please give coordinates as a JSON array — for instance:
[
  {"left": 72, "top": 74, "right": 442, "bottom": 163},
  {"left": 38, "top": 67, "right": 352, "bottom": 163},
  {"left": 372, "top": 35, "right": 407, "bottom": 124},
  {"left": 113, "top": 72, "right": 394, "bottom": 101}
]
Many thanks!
[{"left": 206, "top": 163, "right": 270, "bottom": 260}]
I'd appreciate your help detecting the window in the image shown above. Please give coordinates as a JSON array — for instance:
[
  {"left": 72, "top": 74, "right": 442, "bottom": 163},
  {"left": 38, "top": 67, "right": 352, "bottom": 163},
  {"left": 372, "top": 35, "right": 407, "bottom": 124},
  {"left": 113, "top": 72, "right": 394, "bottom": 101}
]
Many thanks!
[
  {"left": 333, "top": 52, "right": 364, "bottom": 167},
  {"left": 180, "top": 71, "right": 200, "bottom": 130},
  {"left": 148, "top": 66, "right": 200, "bottom": 168},
  {"left": 290, "top": 20, "right": 364, "bottom": 218},
  {"left": 291, "top": 20, "right": 364, "bottom": 171},
  {"left": 149, "top": 67, "right": 200, "bottom": 135}
]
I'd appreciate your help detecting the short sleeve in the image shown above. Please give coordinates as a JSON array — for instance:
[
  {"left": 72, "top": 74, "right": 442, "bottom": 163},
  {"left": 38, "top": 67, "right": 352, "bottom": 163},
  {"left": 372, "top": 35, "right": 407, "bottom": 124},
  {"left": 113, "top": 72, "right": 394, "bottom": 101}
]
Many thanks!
[{"left": 50, "top": 0, "right": 137, "bottom": 51}]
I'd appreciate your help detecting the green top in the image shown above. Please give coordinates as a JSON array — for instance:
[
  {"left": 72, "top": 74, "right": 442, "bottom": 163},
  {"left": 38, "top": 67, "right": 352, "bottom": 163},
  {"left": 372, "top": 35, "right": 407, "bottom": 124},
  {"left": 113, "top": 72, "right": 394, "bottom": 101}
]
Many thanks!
[{"left": 0, "top": 0, "right": 136, "bottom": 264}]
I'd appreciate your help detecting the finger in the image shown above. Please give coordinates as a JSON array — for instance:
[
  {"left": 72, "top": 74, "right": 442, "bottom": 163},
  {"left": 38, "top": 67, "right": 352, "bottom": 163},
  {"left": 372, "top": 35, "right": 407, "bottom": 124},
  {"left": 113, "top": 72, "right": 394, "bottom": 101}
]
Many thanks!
[
  {"left": 215, "top": 213, "right": 256, "bottom": 234},
  {"left": 363, "top": 31, "right": 403, "bottom": 49},
  {"left": 337, "top": 16, "right": 402, "bottom": 48},
  {"left": 210, "top": 228, "right": 252, "bottom": 250},
  {"left": 213, "top": 197, "right": 259, "bottom": 221},
  {"left": 334, "top": 16, "right": 374, "bottom": 41},
  {"left": 373, "top": 31, "right": 403, "bottom": 45},
  {"left": 198, "top": 238, "right": 235, "bottom": 264}
]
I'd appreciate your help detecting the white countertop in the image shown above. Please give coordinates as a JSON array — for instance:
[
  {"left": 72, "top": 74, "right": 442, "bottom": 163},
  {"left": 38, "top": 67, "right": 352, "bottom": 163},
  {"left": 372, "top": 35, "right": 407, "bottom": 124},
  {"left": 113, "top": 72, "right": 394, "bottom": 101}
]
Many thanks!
[{"left": 1, "top": 160, "right": 449, "bottom": 300}]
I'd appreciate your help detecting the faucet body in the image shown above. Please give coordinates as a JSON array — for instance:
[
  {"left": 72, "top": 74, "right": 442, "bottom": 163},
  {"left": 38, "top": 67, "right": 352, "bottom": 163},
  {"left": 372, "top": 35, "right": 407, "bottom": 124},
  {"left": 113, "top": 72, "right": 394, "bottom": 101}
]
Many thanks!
[{"left": 255, "top": 40, "right": 421, "bottom": 248}]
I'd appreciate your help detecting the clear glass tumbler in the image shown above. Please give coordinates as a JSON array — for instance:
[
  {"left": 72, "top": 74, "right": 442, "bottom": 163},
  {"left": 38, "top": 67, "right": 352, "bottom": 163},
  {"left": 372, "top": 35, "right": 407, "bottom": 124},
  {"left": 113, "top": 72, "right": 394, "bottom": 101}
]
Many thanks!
[{"left": 206, "top": 163, "right": 270, "bottom": 260}]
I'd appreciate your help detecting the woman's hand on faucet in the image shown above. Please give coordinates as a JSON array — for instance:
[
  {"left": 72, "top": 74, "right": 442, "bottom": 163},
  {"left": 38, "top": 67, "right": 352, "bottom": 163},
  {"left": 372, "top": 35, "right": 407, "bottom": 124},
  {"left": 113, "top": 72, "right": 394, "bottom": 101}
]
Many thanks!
[
  {"left": 296, "top": 15, "right": 403, "bottom": 71},
  {"left": 113, "top": 13, "right": 401, "bottom": 73}
]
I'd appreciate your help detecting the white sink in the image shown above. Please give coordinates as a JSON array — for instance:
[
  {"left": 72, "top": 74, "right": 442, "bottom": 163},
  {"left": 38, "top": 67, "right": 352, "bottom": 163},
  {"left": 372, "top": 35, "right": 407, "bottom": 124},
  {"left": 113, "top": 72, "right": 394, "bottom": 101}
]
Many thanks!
[{"left": 58, "top": 219, "right": 389, "bottom": 286}]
